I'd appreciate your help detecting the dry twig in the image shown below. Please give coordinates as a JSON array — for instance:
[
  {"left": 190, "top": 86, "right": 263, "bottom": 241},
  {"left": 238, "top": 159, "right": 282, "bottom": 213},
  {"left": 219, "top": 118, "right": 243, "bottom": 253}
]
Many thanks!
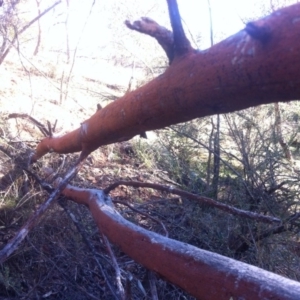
[
  {"left": 0, "top": 153, "right": 87, "bottom": 263},
  {"left": 104, "top": 180, "right": 281, "bottom": 224}
]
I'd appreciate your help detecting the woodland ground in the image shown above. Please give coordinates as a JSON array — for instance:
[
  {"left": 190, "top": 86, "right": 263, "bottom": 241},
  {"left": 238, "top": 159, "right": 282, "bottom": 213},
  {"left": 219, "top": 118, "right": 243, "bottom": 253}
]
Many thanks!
[
  {"left": 0, "top": 52, "right": 300, "bottom": 299},
  {"left": 0, "top": 55, "right": 198, "bottom": 299}
]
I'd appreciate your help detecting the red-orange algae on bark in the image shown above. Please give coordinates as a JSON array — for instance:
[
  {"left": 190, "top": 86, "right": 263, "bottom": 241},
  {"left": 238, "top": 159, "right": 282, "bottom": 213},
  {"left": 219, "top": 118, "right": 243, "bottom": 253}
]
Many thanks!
[{"left": 32, "top": 3, "right": 300, "bottom": 161}]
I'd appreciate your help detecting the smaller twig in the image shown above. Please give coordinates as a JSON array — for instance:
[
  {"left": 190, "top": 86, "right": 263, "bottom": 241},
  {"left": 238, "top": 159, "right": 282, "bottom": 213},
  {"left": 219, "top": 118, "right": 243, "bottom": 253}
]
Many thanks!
[
  {"left": 23, "top": 167, "right": 54, "bottom": 193},
  {"left": 104, "top": 181, "right": 281, "bottom": 224},
  {"left": 47, "top": 120, "right": 53, "bottom": 137},
  {"left": 125, "top": 273, "right": 133, "bottom": 300},
  {"left": 170, "top": 125, "right": 256, "bottom": 201},
  {"left": 266, "top": 181, "right": 289, "bottom": 194},
  {"left": 0, "top": 0, "right": 62, "bottom": 64},
  {"left": 233, "top": 223, "right": 286, "bottom": 256},
  {"left": 147, "top": 271, "right": 158, "bottom": 300},
  {"left": 0, "top": 144, "right": 13, "bottom": 158},
  {"left": 0, "top": 148, "right": 33, "bottom": 191},
  {"left": 101, "top": 234, "right": 125, "bottom": 300},
  {"left": 166, "top": 0, "right": 192, "bottom": 56},
  {"left": 114, "top": 200, "right": 168, "bottom": 237},
  {"left": 0, "top": 153, "right": 87, "bottom": 263},
  {"left": 287, "top": 212, "right": 300, "bottom": 224},
  {"left": 52, "top": 119, "right": 58, "bottom": 133},
  {"left": 8, "top": 113, "right": 50, "bottom": 137},
  {"left": 58, "top": 199, "right": 119, "bottom": 300}
]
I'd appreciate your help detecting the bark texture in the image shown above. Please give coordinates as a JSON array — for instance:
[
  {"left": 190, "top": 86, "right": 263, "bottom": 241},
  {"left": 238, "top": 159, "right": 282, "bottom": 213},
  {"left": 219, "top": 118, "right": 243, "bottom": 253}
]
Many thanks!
[{"left": 32, "top": 3, "right": 300, "bottom": 161}]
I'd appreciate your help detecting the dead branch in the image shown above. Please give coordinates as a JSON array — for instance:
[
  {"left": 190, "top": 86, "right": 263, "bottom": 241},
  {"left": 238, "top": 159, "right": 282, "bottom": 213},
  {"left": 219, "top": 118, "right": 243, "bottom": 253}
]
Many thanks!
[
  {"left": 31, "top": 3, "right": 300, "bottom": 162},
  {"left": 46, "top": 181, "right": 300, "bottom": 300},
  {"left": 0, "top": 154, "right": 87, "bottom": 263},
  {"left": 166, "top": 0, "right": 192, "bottom": 57},
  {"left": 8, "top": 113, "right": 50, "bottom": 137},
  {"left": 114, "top": 200, "right": 168, "bottom": 237},
  {"left": 105, "top": 180, "right": 281, "bottom": 224},
  {"left": 0, "top": 0, "right": 62, "bottom": 64},
  {"left": 125, "top": 18, "right": 174, "bottom": 63},
  {"left": 101, "top": 234, "right": 125, "bottom": 300},
  {"left": 58, "top": 199, "right": 120, "bottom": 300}
]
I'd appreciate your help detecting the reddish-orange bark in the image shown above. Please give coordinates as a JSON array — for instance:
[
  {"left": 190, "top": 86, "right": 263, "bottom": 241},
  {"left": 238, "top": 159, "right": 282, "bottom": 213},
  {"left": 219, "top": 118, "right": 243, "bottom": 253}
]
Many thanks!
[
  {"left": 58, "top": 182, "right": 300, "bottom": 300},
  {"left": 32, "top": 3, "right": 300, "bottom": 161}
]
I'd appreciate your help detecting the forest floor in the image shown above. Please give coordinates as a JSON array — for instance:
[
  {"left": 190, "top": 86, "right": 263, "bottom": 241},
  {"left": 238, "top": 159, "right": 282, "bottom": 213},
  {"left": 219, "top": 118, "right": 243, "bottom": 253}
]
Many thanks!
[
  {"left": 0, "top": 56, "right": 198, "bottom": 299},
  {"left": 0, "top": 53, "right": 300, "bottom": 299}
]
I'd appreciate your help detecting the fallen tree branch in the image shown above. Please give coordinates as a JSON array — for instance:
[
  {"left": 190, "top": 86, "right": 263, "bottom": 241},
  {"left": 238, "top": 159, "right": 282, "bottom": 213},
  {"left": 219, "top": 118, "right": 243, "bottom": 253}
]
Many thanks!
[
  {"left": 31, "top": 3, "right": 300, "bottom": 162},
  {"left": 49, "top": 181, "right": 300, "bottom": 299},
  {"left": 105, "top": 180, "right": 281, "bottom": 224},
  {"left": 58, "top": 199, "right": 120, "bottom": 300}
]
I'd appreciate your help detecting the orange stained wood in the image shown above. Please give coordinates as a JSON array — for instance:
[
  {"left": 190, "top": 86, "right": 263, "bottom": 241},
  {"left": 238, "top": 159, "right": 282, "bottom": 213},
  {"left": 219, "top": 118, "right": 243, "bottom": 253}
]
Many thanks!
[
  {"left": 60, "top": 182, "right": 300, "bottom": 300},
  {"left": 33, "top": 3, "right": 300, "bottom": 161}
]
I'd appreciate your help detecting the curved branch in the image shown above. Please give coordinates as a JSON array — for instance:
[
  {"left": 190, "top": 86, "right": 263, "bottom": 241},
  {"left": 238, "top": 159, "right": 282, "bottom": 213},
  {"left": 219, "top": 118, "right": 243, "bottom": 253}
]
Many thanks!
[{"left": 53, "top": 182, "right": 300, "bottom": 300}]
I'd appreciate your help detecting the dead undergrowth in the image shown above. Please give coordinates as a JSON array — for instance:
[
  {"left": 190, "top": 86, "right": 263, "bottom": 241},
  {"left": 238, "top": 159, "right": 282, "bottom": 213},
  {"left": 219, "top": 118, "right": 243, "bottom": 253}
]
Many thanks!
[
  {"left": 0, "top": 64, "right": 300, "bottom": 298},
  {"left": 0, "top": 115, "right": 199, "bottom": 299},
  {"left": 1, "top": 110, "right": 300, "bottom": 299}
]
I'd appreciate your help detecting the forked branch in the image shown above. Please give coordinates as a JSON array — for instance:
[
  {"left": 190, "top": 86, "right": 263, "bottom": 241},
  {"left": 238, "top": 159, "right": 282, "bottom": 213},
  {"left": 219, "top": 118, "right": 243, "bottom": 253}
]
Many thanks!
[
  {"left": 30, "top": 3, "right": 300, "bottom": 162},
  {"left": 125, "top": 0, "right": 192, "bottom": 64}
]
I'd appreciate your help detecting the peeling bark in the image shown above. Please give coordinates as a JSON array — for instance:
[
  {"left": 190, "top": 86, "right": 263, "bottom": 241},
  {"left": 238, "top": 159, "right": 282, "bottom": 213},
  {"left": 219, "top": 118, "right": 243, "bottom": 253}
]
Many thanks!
[{"left": 31, "top": 3, "right": 300, "bottom": 162}]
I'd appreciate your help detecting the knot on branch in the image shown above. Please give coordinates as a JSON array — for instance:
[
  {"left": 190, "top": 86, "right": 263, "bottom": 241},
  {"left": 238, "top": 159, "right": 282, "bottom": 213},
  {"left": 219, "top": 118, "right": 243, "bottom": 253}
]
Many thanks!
[{"left": 245, "top": 22, "right": 272, "bottom": 43}]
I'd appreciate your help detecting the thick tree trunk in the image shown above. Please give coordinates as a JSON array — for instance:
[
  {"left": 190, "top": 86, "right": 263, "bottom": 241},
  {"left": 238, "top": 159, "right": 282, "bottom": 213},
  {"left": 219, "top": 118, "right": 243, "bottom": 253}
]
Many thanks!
[{"left": 32, "top": 3, "right": 300, "bottom": 161}]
